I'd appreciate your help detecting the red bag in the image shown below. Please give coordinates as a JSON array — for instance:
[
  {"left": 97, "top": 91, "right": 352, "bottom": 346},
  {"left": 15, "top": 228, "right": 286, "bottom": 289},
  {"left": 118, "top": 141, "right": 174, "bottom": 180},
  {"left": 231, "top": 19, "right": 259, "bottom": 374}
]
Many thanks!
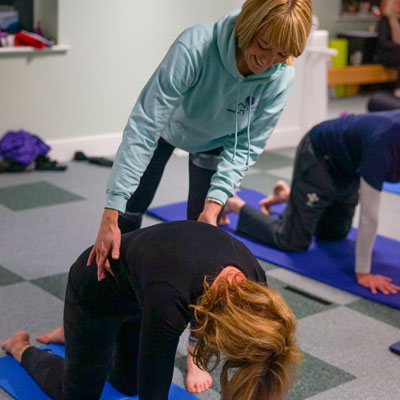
[{"left": 15, "top": 31, "right": 47, "bottom": 49}]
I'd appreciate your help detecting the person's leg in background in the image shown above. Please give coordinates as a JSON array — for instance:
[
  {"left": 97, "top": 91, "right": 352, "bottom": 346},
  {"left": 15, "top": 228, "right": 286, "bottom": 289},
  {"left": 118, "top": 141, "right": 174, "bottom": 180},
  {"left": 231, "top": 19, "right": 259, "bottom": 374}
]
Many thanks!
[
  {"left": 315, "top": 180, "right": 359, "bottom": 241},
  {"left": 187, "top": 149, "right": 222, "bottom": 220},
  {"left": 119, "top": 138, "right": 175, "bottom": 233},
  {"left": 234, "top": 133, "right": 335, "bottom": 251}
]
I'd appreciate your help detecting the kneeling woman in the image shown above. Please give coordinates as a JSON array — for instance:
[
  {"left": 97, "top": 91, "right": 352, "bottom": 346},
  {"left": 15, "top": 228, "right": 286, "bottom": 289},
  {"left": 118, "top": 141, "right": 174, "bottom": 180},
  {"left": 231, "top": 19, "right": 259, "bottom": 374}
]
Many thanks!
[{"left": 1, "top": 221, "right": 302, "bottom": 400}]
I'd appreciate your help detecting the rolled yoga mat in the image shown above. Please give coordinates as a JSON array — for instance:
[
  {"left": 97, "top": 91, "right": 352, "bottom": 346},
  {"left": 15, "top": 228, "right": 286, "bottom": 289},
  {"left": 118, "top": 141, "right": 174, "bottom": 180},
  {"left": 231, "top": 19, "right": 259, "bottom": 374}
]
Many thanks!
[
  {"left": 0, "top": 344, "right": 198, "bottom": 400},
  {"left": 148, "top": 188, "right": 400, "bottom": 309}
]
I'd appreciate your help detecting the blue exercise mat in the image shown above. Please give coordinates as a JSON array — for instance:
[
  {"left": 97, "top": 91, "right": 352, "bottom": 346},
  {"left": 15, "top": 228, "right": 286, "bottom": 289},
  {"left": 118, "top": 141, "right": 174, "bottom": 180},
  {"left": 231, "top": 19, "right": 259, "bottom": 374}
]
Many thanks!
[
  {"left": 383, "top": 182, "right": 400, "bottom": 195},
  {"left": 0, "top": 344, "right": 197, "bottom": 400},
  {"left": 148, "top": 188, "right": 400, "bottom": 309}
]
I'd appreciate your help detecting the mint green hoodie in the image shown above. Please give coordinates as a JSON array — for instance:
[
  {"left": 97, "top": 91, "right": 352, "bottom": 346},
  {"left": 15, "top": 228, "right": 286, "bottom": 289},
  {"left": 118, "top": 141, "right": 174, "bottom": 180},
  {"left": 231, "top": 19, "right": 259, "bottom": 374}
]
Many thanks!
[{"left": 106, "top": 10, "right": 294, "bottom": 212}]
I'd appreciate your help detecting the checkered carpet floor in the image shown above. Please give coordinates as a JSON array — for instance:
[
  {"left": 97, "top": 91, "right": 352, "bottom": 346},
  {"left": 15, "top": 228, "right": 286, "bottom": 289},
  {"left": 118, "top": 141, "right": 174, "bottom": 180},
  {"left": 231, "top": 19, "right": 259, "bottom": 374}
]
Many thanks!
[{"left": 0, "top": 149, "right": 399, "bottom": 400}]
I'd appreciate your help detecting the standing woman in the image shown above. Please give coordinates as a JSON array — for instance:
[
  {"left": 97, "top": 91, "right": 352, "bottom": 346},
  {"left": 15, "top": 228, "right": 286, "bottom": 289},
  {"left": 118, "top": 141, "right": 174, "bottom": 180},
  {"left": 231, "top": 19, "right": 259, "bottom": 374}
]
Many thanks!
[
  {"left": 90, "top": 0, "right": 313, "bottom": 279},
  {"left": 375, "top": 0, "right": 400, "bottom": 97}
]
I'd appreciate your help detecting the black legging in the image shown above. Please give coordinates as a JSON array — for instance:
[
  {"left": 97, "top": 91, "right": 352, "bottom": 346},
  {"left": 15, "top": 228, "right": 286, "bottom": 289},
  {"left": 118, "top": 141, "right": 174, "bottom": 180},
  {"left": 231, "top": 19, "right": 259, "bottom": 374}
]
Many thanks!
[
  {"left": 21, "top": 249, "right": 143, "bottom": 400},
  {"left": 118, "top": 138, "right": 222, "bottom": 233}
]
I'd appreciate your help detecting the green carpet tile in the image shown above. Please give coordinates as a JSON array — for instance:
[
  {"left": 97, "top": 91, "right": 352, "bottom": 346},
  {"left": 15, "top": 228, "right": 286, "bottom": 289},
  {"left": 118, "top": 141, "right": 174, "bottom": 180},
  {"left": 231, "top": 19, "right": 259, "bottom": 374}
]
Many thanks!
[
  {"left": 31, "top": 272, "right": 69, "bottom": 301},
  {"left": 268, "top": 276, "right": 337, "bottom": 320},
  {"left": 347, "top": 298, "right": 400, "bottom": 329},
  {"left": 287, "top": 353, "right": 356, "bottom": 400},
  {"left": 0, "top": 265, "right": 24, "bottom": 287},
  {"left": 0, "top": 181, "right": 84, "bottom": 211}
]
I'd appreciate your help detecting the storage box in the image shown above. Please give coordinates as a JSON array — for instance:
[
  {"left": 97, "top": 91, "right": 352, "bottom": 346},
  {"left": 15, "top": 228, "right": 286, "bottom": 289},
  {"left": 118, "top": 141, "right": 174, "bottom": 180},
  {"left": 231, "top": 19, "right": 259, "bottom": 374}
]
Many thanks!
[{"left": 0, "top": 6, "right": 20, "bottom": 34}]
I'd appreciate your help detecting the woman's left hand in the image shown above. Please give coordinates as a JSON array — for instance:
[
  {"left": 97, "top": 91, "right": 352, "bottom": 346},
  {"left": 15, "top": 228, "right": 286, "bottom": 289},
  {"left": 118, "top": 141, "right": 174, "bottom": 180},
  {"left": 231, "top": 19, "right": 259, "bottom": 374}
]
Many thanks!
[
  {"left": 198, "top": 200, "right": 223, "bottom": 226},
  {"left": 356, "top": 273, "right": 400, "bottom": 295}
]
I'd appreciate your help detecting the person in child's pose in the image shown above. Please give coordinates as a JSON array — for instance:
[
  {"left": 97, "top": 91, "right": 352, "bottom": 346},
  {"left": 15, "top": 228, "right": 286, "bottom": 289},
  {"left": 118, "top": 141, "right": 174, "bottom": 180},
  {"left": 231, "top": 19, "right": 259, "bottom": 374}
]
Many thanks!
[
  {"left": 2, "top": 221, "right": 302, "bottom": 400},
  {"left": 220, "top": 110, "right": 400, "bottom": 296},
  {"left": 89, "top": 0, "right": 312, "bottom": 392}
]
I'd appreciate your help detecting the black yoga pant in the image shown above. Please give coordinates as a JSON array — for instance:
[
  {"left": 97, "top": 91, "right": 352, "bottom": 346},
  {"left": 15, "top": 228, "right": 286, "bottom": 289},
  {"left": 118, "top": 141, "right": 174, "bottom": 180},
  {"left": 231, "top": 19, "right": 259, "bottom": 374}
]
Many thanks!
[
  {"left": 20, "top": 250, "right": 146, "bottom": 400},
  {"left": 236, "top": 132, "right": 360, "bottom": 252},
  {"left": 119, "top": 138, "right": 222, "bottom": 233}
]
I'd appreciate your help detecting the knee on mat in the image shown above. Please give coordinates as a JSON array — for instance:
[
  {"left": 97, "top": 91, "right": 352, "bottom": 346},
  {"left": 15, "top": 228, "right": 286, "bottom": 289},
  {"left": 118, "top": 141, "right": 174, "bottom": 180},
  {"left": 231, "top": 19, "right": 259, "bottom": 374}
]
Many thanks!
[
  {"left": 277, "top": 238, "right": 310, "bottom": 253},
  {"left": 316, "top": 229, "right": 349, "bottom": 242},
  {"left": 108, "top": 371, "right": 138, "bottom": 396}
]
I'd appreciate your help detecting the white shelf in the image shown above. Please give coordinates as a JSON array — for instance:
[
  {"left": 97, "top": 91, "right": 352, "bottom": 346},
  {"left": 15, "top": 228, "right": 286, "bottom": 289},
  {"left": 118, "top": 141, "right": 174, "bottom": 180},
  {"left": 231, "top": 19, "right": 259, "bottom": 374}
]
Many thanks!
[
  {"left": 335, "top": 14, "right": 379, "bottom": 23},
  {"left": 0, "top": 44, "right": 70, "bottom": 54}
]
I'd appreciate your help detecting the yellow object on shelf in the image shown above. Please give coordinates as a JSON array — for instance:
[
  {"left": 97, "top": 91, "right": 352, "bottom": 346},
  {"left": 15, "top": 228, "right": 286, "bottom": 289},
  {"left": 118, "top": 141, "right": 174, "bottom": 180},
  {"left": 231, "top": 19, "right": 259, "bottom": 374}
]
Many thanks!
[{"left": 329, "top": 38, "right": 348, "bottom": 98}]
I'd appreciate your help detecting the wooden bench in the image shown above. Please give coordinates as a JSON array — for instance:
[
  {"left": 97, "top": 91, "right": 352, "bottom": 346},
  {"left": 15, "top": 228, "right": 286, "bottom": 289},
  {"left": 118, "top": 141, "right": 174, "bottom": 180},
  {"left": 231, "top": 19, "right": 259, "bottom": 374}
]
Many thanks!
[{"left": 328, "top": 64, "right": 398, "bottom": 85}]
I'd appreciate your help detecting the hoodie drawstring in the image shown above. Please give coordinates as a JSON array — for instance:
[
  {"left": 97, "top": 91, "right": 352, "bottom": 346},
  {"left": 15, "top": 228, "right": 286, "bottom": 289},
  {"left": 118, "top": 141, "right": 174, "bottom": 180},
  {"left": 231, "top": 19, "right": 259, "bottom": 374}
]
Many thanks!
[
  {"left": 232, "top": 82, "right": 241, "bottom": 162},
  {"left": 246, "top": 86, "right": 254, "bottom": 167},
  {"left": 232, "top": 82, "right": 253, "bottom": 168}
]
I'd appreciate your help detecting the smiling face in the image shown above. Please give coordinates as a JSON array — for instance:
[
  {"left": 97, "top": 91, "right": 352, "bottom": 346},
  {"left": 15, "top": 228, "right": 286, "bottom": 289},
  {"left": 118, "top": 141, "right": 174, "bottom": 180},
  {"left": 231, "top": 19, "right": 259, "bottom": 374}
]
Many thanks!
[
  {"left": 394, "top": 0, "right": 400, "bottom": 14},
  {"left": 237, "top": 35, "right": 290, "bottom": 76}
]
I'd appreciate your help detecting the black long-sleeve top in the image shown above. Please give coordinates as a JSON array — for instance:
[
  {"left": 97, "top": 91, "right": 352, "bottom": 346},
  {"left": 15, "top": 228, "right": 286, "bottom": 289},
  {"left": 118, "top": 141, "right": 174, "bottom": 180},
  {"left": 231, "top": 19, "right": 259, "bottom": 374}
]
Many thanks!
[
  {"left": 76, "top": 221, "right": 266, "bottom": 400},
  {"left": 375, "top": 16, "right": 400, "bottom": 65}
]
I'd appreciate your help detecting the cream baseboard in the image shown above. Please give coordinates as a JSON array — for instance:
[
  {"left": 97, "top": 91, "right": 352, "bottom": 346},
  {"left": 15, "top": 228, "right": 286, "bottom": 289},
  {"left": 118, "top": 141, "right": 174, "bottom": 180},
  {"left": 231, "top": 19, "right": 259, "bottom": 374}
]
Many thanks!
[
  {"left": 47, "top": 132, "right": 123, "bottom": 162},
  {"left": 47, "top": 126, "right": 303, "bottom": 163}
]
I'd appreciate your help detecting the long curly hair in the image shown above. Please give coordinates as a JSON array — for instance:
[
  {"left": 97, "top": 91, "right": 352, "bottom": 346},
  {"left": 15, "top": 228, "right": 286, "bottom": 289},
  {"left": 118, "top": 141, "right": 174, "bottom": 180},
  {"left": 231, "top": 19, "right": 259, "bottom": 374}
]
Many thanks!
[{"left": 191, "top": 277, "right": 303, "bottom": 400}]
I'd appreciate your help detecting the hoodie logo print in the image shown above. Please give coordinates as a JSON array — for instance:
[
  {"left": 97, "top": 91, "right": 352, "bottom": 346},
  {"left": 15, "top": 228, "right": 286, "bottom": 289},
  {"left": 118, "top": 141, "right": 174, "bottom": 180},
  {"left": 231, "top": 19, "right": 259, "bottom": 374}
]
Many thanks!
[{"left": 227, "top": 96, "right": 258, "bottom": 115}]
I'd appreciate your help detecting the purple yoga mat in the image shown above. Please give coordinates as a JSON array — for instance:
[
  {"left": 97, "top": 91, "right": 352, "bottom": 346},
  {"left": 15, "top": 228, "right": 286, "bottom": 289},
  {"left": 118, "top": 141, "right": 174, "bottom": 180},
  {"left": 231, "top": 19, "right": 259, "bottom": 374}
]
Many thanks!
[{"left": 148, "top": 189, "right": 400, "bottom": 309}]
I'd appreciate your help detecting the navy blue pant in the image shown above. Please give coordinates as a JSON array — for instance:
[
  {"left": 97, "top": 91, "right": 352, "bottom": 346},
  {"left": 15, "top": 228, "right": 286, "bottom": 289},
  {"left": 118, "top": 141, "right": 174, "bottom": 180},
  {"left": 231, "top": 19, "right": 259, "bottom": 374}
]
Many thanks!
[{"left": 236, "top": 133, "right": 359, "bottom": 252}]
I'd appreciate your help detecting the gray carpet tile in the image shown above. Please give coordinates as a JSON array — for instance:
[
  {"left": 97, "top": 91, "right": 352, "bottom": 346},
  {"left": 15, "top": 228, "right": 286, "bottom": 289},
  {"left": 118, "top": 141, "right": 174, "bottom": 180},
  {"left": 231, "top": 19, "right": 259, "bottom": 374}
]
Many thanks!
[
  {"left": 257, "top": 259, "right": 277, "bottom": 272},
  {"left": 240, "top": 172, "right": 290, "bottom": 194},
  {"left": 267, "top": 268, "right": 360, "bottom": 306},
  {"left": 265, "top": 165, "right": 294, "bottom": 181},
  {"left": 298, "top": 306, "right": 400, "bottom": 377},
  {"left": 272, "top": 146, "right": 297, "bottom": 159},
  {"left": 252, "top": 150, "right": 294, "bottom": 171},
  {"left": 305, "top": 373, "right": 400, "bottom": 400},
  {"left": 267, "top": 276, "right": 337, "bottom": 320},
  {"left": 0, "top": 265, "right": 24, "bottom": 287},
  {"left": 0, "top": 181, "right": 84, "bottom": 211},
  {"left": 1, "top": 148, "right": 399, "bottom": 400},
  {"left": 0, "top": 201, "right": 101, "bottom": 280},
  {"left": 0, "top": 282, "right": 64, "bottom": 344},
  {"left": 346, "top": 298, "right": 400, "bottom": 329}
]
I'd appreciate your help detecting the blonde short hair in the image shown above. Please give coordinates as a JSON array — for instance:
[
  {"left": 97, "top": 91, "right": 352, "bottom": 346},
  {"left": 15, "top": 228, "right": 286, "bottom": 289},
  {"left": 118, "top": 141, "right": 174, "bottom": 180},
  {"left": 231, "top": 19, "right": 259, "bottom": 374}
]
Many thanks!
[
  {"left": 192, "top": 278, "right": 303, "bottom": 400},
  {"left": 235, "top": 0, "right": 313, "bottom": 58}
]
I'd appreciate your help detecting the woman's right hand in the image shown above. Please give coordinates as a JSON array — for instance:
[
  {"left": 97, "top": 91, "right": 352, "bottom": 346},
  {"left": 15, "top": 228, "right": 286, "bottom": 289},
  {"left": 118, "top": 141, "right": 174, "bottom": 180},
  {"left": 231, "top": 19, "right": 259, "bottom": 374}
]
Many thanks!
[{"left": 87, "top": 208, "right": 120, "bottom": 281}]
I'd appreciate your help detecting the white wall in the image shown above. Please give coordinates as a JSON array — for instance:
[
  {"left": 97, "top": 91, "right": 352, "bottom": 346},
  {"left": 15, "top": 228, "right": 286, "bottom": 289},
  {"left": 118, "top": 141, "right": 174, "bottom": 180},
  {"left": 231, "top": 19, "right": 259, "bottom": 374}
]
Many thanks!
[
  {"left": 0, "top": 0, "right": 330, "bottom": 159},
  {"left": 0, "top": 0, "right": 234, "bottom": 152}
]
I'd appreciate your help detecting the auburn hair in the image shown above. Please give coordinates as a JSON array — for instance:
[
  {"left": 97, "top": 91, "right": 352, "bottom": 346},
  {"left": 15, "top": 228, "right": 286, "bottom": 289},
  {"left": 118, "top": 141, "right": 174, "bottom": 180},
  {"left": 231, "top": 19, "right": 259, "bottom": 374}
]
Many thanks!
[{"left": 191, "top": 277, "right": 303, "bottom": 400}]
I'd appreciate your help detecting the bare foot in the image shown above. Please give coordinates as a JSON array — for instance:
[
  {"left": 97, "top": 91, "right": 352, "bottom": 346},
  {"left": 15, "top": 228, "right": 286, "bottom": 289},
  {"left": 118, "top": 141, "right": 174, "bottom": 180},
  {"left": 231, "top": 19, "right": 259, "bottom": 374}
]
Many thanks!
[
  {"left": 186, "top": 345, "right": 213, "bottom": 394},
  {"left": 1, "top": 331, "right": 31, "bottom": 363},
  {"left": 37, "top": 324, "right": 65, "bottom": 344},
  {"left": 259, "top": 180, "right": 290, "bottom": 214}
]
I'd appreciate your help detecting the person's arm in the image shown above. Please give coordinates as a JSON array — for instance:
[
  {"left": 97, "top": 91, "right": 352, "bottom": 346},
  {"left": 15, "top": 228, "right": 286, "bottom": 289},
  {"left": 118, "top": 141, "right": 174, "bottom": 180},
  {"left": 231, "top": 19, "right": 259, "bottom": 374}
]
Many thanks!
[
  {"left": 201, "top": 68, "right": 294, "bottom": 226},
  {"left": 356, "top": 178, "right": 400, "bottom": 294},
  {"left": 377, "top": 16, "right": 400, "bottom": 49},
  {"left": 387, "top": 15, "right": 400, "bottom": 45},
  {"left": 138, "top": 282, "right": 189, "bottom": 399},
  {"left": 88, "top": 41, "right": 197, "bottom": 279}
]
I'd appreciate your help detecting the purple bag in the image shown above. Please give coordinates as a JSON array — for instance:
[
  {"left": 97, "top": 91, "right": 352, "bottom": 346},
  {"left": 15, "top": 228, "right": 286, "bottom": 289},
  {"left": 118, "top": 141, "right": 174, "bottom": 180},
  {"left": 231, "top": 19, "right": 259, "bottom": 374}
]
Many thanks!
[{"left": 0, "top": 130, "right": 50, "bottom": 164}]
